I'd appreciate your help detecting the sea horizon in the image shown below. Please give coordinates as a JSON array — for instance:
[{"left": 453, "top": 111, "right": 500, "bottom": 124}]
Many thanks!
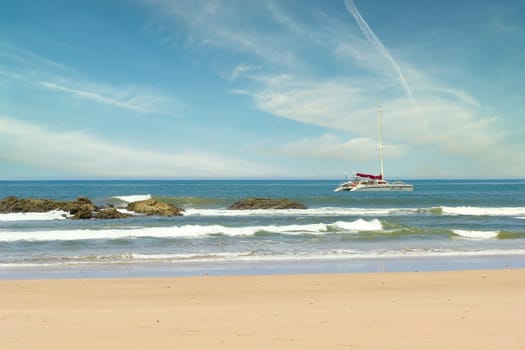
[{"left": 1, "top": 177, "right": 524, "bottom": 181}]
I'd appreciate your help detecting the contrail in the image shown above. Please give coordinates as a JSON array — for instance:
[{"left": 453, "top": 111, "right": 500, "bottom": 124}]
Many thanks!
[{"left": 344, "top": 0, "right": 425, "bottom": 122}]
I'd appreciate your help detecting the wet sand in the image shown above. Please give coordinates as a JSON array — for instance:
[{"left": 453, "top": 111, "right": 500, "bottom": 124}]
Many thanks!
[{"left": 1, "top": 269, "right": 524, "bottom": 349}]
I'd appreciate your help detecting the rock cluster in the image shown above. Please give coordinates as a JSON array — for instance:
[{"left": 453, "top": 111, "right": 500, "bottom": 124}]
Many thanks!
[
  {"left": 127, "top": 199, "right": 184, "bottom": 216},
  {"left": 0, "top": 196, "right": 183, "bottom": 219},
  {"left": 228, "top": 198, "right": 307, "bottom": 210},
  {"left": 0, "top": 196, "right": 132, "bottom": 220},
  {"left": 0, "top": 195, "right": 305, "bottom": 218}
]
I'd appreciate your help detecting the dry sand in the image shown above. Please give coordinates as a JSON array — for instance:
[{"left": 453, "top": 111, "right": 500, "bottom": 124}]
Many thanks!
[{"left": 1, "top": 269, "right": 524, "bottom": 349}]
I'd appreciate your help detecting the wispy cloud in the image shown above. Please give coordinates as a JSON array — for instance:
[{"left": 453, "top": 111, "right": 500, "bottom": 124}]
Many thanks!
[
  {"left": 0, "top": 115, "right": 273, "bottom": 178},
  {"left": 227, "top": 64, "right": 260, "bottom": 81},
  {"left": 0, "top": 40, "right": 72, "bottom": 73},
  {"left": 280, "top": 134, "right": 409, "bottom": 163},
  {"left": 39, "top": 81, "right": 153, "bottom": 113},
  {"left": 0, "top": 42, "right": 183, "bottom": 117},
  {"left": 252, "top": 74, "right": 371, "bottom": 133},
  {"left": 144, "top": 0, "right": 306, "bottom": 72},
  {"left": 250, "top": 71, "right": 517, "bottom": 169},
  {"left": 38, "top": 80, "right": 181, "bottom": 115},
  {"left": 144, "top": 0, "right": 430, "bottom": 135}
]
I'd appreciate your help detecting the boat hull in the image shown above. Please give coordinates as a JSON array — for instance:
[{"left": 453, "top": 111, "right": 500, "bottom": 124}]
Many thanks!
[{"left": 334, "top": 182, "right": 414, "bottom": 192}]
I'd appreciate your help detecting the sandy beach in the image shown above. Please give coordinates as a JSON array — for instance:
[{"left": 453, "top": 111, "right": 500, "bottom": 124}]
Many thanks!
[{"left": 1, "top": 269, "right": 524, "bottom": 349}]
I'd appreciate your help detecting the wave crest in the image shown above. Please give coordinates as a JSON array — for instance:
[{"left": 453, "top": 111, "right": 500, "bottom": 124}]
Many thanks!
[
  {"left": 0, "top": 210, "right": 69, "bottom": 222},
  {"left": 0, "top": 219, "right": 383, "bottom": 242},
  {"left": 452, "top": 229, "right": 499, "bottom": 240},
  {"left": 442, "top": 206, "right": 525, "bottom": 217}
]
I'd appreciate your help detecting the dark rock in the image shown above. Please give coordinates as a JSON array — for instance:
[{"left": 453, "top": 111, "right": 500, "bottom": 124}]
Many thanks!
[
  {"left": 94, "top": 208, "right": 132, "bottom": 219},
  {"left": 70, "top": 207, "right": 93, "bottom": 219},
  {"left": 127, "top": 199, "right": 184, "bottom": 216},
  {"left": 63, "top": 197, "right": 97, "bottom": 220},
  {"left": 228, "top": 198, "right": 307, "bottom": 210}
]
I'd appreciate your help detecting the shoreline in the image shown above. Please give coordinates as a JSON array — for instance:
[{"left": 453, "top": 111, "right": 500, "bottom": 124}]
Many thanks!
[
  {"left": 1, "top": 268, "right": 524, "bottom": 349},
  {"left": 2, "top": 253, "right": 525, "bottom": 280}
]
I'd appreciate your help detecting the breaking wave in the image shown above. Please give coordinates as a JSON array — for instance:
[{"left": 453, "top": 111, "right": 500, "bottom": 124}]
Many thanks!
[
  {"left": 113, "top": 194, "right": 152, "bottom": 203},
  {"left": 441, "top": 206, "right": 525, "bottom": 217},
  {"left": 0, "top": 218, "right": 383, "bottom": 242},
  {"left": 0, "top": 210, "right": 70, "bottom": 221},
  {"left": 452, "top": 229, "right": 499, "bottom": 240},
  {"left": 106, "top": 194, "right": 152, "bottom": 208}
]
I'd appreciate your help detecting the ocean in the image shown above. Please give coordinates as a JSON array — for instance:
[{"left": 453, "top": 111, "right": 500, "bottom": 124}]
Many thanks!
[{"left": 1, "top": 179, "right": 524, "bottom": 278}]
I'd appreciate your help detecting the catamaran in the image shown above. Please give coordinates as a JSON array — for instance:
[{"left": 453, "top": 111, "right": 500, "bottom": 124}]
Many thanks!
[{"left": 334, "top": 103, "right": 413, "bottom": 192}]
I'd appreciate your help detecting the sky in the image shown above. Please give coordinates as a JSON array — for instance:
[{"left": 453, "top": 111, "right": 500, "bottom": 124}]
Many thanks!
[{"left": 0, "top": 0, "right": 524, "bottom": 179}]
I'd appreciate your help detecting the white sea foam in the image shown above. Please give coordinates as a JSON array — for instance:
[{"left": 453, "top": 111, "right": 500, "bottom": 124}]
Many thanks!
[
  {"left": 0, "top": 210, "right": 70, "bottom": 222},
  {"left": 332, "top": 218, "right": 382, "bottom": 231},
  {"left": 113, "top": 194, "right": 152, "bottom": 203},
  {"left": 452, "top": 229, "right": 499, "bottom": 240},
  {"left": 130, "top": 251, "right": 255, "bottom": 261},
  {"left": 4, "top": 248, "right": 524, "bottom": 268},
  {"left": 184, "top": 207, "right": 413, "bottom": 217},
  {"left": 116, "top": 208, "right": 140, "bottom": 215},
  {"left": 0, "top": 219, "right": 382, "bottom": 242},
  {"left": 441, "top": 206, "right": 525, "bottom": 217}
]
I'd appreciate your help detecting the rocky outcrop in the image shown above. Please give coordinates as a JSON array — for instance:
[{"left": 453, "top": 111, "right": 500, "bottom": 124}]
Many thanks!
[
  {"left": 0, "top": 196, "right": 185, "bottom": 219},
  {"left": 228, "top": 198, "right": 307, "bottom": 210},
  {"left": 0, "top": 196, "right": 65, "bottom": 213},
  {"left": 0, "top": 196, "right": 131, "bottom": 219},
  {"left": 127, "top": 199, "right": 184, "bottom": 216}
]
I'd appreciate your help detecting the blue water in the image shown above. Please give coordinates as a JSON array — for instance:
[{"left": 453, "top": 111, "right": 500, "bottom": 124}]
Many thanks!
[{"left": 0, "top": 179, "right": 524, "bottom": 278}]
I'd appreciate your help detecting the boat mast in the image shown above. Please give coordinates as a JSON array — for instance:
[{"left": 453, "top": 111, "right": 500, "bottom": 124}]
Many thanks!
[{"left": 377, "top": 99, "right": 385, "bottom": 180}]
